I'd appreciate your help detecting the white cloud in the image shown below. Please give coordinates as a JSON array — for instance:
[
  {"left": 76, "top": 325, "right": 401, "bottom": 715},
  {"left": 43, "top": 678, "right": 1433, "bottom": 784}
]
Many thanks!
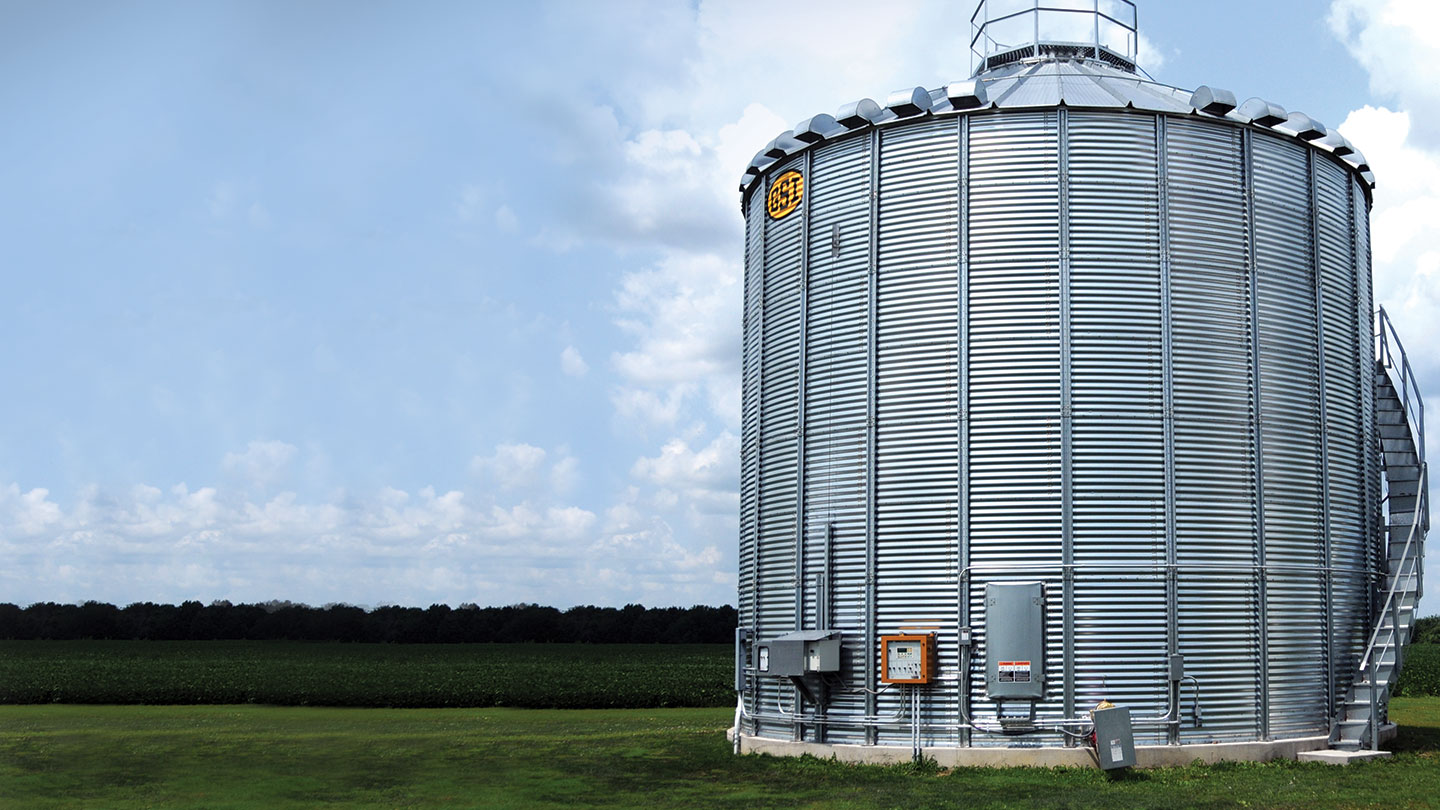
[
  {"left": 1337, "top": 107, "right": 1440, "bottom": 364},
  {"left": 471, "top": 442, "right": 582, "bottom": 497},
  {"left": 0, "top": 479, "right": 739, "bottom": 608},
  {"left": 610, "top": 385, "right": 692, "bottom": 429},
  {"left": 471, "top": 443, "right": 549, "bottom": 489},
  {"left": 1136, "top": 34, "right": 1166, "bottom": 72},
  {"left": 0, "top": 485, "right": 63, "bottom": 535},
  {"left": 494, "top": 204, "right": 519, "bottom": 233},
  {"left": 1330, "top": 0, "right": 1440, "bottom": 148},
  {"left": 631, "top": 432, "right": 740, "bottom": 517},
  {"left": 609, "top": 250, "right": 742, "bottom": 430},
  {"left": 632, "top": 432, "right": 738, "bottom": 491},
  {"left": 560, "top": 345, "right": 589, "bottom": 377},
  {"left": 456, "top": 184, "right": 487, "bottom": 223},
  {"left": 549, "top": 453, "right": 580, "bottom": 494},
  {"left": 456, "top": 184, "right": 517, "bottom": 232},
  {"left": 222, "top": 440, "right": 297, "bottom": 488}
]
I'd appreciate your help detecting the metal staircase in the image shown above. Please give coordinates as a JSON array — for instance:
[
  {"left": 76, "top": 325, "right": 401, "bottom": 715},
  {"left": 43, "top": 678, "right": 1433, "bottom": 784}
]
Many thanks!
[{"left": 1335, "top": 307, "right": 1428, "bottom": 751}]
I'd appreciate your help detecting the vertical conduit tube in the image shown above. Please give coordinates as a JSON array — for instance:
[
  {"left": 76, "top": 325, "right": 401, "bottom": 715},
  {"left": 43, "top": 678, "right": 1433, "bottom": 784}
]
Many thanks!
[
  {"left": 1059, "top": 107, "right": 1076, "bottom": 731},
  {"left": 793, "top": 149, "right": 812, "bottom": 744},
  {"left": 1307, "top": 149, "right": 1335, "bottom": 739},
  {"left": 957, "top": 113, "right": 972, "bottom": 749},
  {"left": 1243, "top": 127, "right": 1271, "bottom": 740},
  {"left": 865, "top": 127, "right": 881, "bottom": 745},
  {"left": 1346, "top": 176, "right": 1370, "bottom": 709},
  {"left": 1157, "top": 115, "right": 1180, "bottom": 745},
  {"left": 751, "top": 183, "right": 768, "bottom": 739},
  {"left": 817, "top": 522, "right": 832, "bottom": 743},
  {"left": 1355, "top": 182, "right": 1379, "bottom": 629}
]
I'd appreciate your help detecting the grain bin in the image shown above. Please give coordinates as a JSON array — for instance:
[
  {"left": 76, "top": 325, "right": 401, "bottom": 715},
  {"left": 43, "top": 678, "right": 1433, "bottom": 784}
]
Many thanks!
[{"left": 732, "top": 0, "right": 1428, "bottom": 766}]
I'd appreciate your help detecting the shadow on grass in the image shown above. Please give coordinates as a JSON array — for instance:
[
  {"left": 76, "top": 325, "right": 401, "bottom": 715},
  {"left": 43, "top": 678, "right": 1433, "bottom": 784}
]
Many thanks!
[{"left": 1390, "top": 724, "right": 1440, "bottom": 754}]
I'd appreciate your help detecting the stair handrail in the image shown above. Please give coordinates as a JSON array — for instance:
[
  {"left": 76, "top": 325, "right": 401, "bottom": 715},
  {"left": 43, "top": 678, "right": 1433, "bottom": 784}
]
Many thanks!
[
  {"left": 1358, "top": 463, "right": 1425, "bottom": 676},
  {"left": 1355, "top": 462, "right": 1424, "bottom": 749},
  {"left": 1377, "top": 306, "right": 1426, "bottom": 472}
]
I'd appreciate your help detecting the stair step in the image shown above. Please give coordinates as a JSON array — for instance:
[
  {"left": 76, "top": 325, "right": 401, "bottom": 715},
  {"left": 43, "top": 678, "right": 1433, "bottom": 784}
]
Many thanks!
[
  {"left": 1380, "top": 423, "right": 1414, "bottom": 441},
  {"left": 1382, "top": 577, "right": 1420, "bottom": 594},
  {"left": 1390, "top": 494, "right": 1420, "bottom": 512},
  {"left": 1386, "top": 557, "right": 1420, "bottom": 575},
  {"left": 1388, "top": 516, "right": 1419, "bottom": 532},
  {"left": 1377, "top": 410, "right": 1406, "bottom": 426},
  {"left": 1344, "top": 703, "right": 1378, "bottom": 722},
  {"left": 1383, "top": 437, "right": 1419, "bottom": 453},
  {"left": 1386, "top": 455, "right": 1421, "bottom": 471},
  {"left": 1357, "top": 651, "right": 1399, "bottom": 669},
  {"left": 1386, "top": 477, "right": 1423, "bottom": 496},
  {"left": 1376, "top": 605, "right": 1414, "bottom": 618},
  {"left": 1350, "top": 685, "right": 1389, "bottom": 704},
  {"left": 1355, "top": 666, "right": 1396, "bottom": 684},
  {"left": 1336, "top": 719, "right": 1374, "bottom": 744},
  {"left": 1388, "top": 526, "right": 1423, "bottom": 543}
]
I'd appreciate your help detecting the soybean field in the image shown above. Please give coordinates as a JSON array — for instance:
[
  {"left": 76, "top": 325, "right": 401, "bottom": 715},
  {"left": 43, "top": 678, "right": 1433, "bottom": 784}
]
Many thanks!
[{"left": 0, "top": 641, "right": 732, "bottom": 708}]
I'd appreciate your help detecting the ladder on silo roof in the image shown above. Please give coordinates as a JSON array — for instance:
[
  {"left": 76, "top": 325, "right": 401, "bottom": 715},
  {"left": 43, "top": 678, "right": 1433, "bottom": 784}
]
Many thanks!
[{"left": 1335, "top": 307, "right": 1428, "bottom": 751}]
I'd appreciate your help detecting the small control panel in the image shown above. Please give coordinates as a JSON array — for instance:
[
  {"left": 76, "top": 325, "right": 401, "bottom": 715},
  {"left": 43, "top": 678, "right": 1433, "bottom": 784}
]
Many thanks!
[{"left": 880, "top": 633, "right": 936, "bottom": 684}]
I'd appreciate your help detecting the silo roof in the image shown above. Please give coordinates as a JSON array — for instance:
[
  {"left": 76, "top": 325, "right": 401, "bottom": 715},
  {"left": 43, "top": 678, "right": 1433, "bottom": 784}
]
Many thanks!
[{"left": 740, "top": 57, "right": 1374, "bottom": 205}]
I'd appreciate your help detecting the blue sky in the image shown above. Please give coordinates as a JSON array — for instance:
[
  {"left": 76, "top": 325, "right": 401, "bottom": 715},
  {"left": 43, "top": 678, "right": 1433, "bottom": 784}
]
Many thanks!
[{"left": 2, "top": 0, "right": 1437, "bottom": 613}]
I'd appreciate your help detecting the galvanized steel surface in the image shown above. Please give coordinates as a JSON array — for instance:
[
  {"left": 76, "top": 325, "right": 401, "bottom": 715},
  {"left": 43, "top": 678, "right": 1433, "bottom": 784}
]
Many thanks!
[{"left": 738, "top": 103, "right": 1377, "bottom": 748}]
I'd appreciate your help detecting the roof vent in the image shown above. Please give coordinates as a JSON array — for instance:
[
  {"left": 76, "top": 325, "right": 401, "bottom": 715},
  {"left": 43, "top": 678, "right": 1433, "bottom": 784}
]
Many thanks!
[
  {"left": 835, "top": 98, "right": 884, "bottom": 130},
  {"left": 763, "top": 131, "right": 806, "bottom": 160},
  {"left": 886, "top": 86, "right": 933, "bottom": 117},
  {"left": 1280, "top": 112, "right": 1327, "bottom": 141},
  {"left": 1318, "top": 131, "right": 1355, "bottom": 157},
  {"left": 1237, "top": 97, "right": 1288, "bottom": 128},
  {"left": 1189, "top": 86, "right": 1237, "bottom": 116},
  {"left": 792, "top": 114, "right": 841, "bottom": 144},
  {"left": 745, "top": 148, "right": 777, "bottom": 176},
  {"left": 946, "top": 79, "right": 989, "bottom": 110}
]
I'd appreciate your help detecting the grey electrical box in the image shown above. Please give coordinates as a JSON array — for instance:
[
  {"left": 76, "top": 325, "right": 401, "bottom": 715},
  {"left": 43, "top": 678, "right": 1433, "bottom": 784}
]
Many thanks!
[
  {"left": 734, "top": 627, "right": 751, "bottom": 692},
  {"left": 755, "top": 630, "right": 841, "bottom": 678},
  {"left": 1093, "top": 706, "right": 1136, "bottom": 770},
  {"left": 984, "top": 582, "right": 1046, "bottom": 700}
]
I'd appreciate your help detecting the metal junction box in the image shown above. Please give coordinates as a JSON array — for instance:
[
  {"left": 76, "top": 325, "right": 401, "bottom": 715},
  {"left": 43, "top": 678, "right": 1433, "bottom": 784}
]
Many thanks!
[
  {"left": 985, "top": 582, "right": 1046, "bottom": 700},
  {"left": 880, "top": 633, "right": 937, "bottom": 684},
  {"left": 1093, "top": 706, "right": 1136, "bottom": 770},
  {"left": 755, "top": 630, "right": 841, "bottom": 678}
]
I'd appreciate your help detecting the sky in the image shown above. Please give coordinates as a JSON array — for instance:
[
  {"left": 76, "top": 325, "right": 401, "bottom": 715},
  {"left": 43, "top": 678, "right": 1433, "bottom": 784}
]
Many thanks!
[{"left": 0, "top": 0, "right": 1437, "bottom": 614}]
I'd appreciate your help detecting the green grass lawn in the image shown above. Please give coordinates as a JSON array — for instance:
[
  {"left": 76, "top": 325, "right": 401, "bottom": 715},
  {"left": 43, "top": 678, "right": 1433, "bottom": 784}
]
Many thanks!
[{"left": 2, "top": 699, "right": 1439, "bottom": 809}]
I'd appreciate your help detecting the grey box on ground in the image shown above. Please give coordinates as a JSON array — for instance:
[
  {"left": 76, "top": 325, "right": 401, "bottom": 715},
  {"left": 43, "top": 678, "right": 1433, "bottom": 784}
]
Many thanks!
[{"left": 1093, "top": 706, "right": 1136, "bottom": 770}]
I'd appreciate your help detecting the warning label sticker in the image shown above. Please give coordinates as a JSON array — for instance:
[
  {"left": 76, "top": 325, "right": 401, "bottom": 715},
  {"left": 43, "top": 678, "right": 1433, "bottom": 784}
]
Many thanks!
[
  {"left": 1110, "top": 740, "right": 1124, "bottom": 762},
  {"left": 997, "top": 661, "right": 1032, "bottom": 683}
]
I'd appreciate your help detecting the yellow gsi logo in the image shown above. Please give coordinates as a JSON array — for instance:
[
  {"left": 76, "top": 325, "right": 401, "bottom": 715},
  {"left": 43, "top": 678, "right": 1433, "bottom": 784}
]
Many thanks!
[{"left": 766, "top": 170, "right": 804, "bottom": 220}]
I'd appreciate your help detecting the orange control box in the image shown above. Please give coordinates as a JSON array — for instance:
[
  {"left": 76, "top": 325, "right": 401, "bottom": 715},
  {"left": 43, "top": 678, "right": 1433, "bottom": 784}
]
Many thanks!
[{"left": 880, "top": 633, "right": 937, "bottom": 684}]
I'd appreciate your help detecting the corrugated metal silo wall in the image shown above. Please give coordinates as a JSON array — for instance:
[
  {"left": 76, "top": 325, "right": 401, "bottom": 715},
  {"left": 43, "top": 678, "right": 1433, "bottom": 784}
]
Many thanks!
[
  {"left": 738, "top": 108, "right": 1375, "bottom": 747},
  {"left": 803, "top": 134, "right": 871, "bottom": 736}
]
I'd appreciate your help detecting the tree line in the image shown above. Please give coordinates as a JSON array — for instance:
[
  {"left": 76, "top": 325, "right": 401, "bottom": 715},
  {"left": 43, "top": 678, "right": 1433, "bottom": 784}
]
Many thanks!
[{"left": 0, "top": 601, "right": 739, "bottom": 644}]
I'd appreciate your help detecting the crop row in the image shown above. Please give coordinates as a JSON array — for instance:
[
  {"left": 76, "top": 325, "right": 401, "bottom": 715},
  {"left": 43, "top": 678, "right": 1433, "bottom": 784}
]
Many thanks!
[
  {"left": 0, "top": 641, "right": 734, "bottom": 709},
  {"left": 1395, "top": 644, "right": 1440, "bottom": 697}
]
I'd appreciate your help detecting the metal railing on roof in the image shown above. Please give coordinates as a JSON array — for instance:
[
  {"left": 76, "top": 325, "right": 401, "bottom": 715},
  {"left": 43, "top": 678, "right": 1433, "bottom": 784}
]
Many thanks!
[{"left": 970, "top": 0, "right": 1139, "bottom": 76}]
